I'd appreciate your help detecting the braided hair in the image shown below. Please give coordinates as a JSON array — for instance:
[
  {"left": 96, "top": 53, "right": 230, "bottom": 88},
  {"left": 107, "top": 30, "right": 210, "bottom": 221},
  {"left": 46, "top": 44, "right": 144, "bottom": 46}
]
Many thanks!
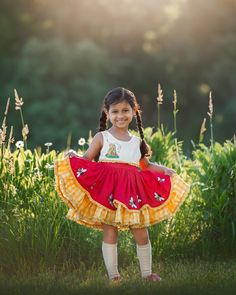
[{"left": 98, "top": 87, "right": 151, "bottom": 158}]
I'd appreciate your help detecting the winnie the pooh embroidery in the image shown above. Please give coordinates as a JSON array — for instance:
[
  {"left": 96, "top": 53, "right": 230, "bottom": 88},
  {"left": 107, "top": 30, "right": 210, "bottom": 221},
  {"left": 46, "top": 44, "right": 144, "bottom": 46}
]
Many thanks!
[{"left": 105, "top": 143, "right": 120, "bottom": 158}]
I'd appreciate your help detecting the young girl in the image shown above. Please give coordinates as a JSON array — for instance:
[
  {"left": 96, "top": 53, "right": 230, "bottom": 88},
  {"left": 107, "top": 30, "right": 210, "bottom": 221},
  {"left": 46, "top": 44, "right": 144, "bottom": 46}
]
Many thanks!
[{"left": 54, "top": 87, "right": 190, "bottom": 283}]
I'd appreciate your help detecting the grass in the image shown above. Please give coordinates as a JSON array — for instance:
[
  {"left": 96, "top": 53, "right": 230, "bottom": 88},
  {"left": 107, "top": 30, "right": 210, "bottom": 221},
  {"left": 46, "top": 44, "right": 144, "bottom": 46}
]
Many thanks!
[
  {"left": 0, "top": 258, "right": 236, "bottom": 295},
  {"left": 1, "top": 88, "right": 236, "bottom": 294}
]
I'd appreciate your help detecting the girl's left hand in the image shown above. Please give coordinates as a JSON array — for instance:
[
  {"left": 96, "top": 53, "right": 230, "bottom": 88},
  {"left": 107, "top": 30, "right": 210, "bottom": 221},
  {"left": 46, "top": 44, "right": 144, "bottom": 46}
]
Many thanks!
[{"left": 163, "top": 167, "right": 176, "bottom": 176}]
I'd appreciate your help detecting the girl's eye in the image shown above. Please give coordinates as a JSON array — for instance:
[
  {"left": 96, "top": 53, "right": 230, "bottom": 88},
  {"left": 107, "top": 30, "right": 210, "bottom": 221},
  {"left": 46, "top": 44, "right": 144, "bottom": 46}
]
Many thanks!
[{"left": 111, "top": 109, "right": 129, "bottom": 113}]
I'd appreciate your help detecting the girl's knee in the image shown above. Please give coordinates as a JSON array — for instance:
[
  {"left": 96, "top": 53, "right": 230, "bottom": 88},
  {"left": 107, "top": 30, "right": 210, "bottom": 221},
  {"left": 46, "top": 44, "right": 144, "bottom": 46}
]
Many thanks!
[
  {"left": 102, "top": 224, "right": 118, "bottom": 243},
  {"left": 131, "top": 227, "right": 149, "bottom": 245}
]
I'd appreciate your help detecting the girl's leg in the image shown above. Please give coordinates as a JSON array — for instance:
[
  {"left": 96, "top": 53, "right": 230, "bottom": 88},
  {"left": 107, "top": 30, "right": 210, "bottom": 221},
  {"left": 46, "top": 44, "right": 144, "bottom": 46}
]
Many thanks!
[
  {"left": 130, "top": 227, "right": 152, "bottom": 278},
  {"left": 131, "top": 227, "right": 161, "bottom": 281},
  {"left": 102, "top": 223, "right": 120, "bottom": 280}
]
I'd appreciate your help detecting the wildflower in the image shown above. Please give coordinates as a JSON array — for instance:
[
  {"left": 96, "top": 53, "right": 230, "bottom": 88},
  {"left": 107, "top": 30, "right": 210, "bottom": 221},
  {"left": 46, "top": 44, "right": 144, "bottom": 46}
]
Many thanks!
[
  {"left": 0, "top": 118, "right": 7, "bottom": 144},
  {"left": 9, "top": 157, "right": 14, "bottom": 174},
  {"left": 15, "top": 140, "right": 24, "bottom": 149},
  {"left": 45, "top": 163, "right": 54, "bottom": 170},
  {"left": 207, "top": 91, "right": 213, "bottom": 119},
  {"left": 14, "top": 89, "right": 24, "bottom": 110},
  {"left": 22, "top": 124, "right": 29, "bottom": 140},
  {"left": 199, "top": 118, "right": 207, "bottom": 144},
  {"left": 173, "top": 90, "right": 177, "bottom": 109},
  {"left": 3, "top": 97, "right": 10, "bottom": 116},
  {"left": 8, "top": 126, "right": 14, "bottom": 144},
  {"left": 44, "top": 142, "right": 53, "bottom": 147},
  {"left": 87, "top": 130, "right": 93, "bottom": 145},
  {"left": 156, "top": 83, "right": 163, "bottom": 105},
  {"left": 78, "top": 138, "right": 86, "bottom": 146}
]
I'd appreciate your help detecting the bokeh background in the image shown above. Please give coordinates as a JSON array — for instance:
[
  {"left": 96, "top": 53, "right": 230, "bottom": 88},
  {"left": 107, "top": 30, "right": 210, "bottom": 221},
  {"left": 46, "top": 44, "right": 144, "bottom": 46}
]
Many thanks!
[{"left": 0, "top": 0, "right": 236, "bottom": 153}]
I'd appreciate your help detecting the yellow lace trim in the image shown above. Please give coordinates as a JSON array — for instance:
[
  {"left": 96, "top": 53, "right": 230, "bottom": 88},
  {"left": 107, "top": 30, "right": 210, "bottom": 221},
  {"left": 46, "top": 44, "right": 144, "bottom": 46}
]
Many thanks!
[{"left": 54, "top": 157, "right": 191, "bottom": 231}]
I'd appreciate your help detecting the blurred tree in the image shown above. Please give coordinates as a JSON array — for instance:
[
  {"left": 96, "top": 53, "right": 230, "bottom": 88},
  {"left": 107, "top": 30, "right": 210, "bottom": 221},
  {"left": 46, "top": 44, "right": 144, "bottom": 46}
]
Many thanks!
[
  {"left": 9, "top": 39, "right": 113, "bottom": 149},
  {"left": 0, "top": 0, "right": 235, "bottom": 151}
]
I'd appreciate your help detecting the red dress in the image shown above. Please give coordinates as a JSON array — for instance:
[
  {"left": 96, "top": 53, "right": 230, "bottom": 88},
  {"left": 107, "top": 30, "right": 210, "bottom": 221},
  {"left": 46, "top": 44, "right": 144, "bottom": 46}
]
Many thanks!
[{"left": 54, "top": 131, "right": 190, "bottom": 231}]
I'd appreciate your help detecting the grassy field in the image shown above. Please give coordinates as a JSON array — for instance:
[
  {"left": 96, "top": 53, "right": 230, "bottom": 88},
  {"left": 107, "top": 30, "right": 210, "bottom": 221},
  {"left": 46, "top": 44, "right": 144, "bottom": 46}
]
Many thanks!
[
  {"left": 0, "top": 258, "right": 236, "bottom": 295},
  {"left": 1, "top": 90, "right": 236, "bottom": 294}
]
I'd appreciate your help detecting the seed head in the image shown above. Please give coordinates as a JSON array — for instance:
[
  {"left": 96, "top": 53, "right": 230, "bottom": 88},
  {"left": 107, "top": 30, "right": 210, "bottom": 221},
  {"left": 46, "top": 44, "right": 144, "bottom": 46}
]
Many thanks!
[
  {"left": 207, "top": 91, "right": 213, "bottom": 119},
  {"left": 14, "top": 89, "right": 24, "bottom": 110},
  {"left": 156, "top": 83, "right": 163, "bottom": 105}
]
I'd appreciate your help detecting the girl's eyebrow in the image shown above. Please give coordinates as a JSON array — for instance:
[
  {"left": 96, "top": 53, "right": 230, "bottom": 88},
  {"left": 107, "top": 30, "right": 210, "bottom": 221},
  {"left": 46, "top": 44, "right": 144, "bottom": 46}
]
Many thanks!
[{"left": 110, "top": 107, "right": 129, "bottom": 111}]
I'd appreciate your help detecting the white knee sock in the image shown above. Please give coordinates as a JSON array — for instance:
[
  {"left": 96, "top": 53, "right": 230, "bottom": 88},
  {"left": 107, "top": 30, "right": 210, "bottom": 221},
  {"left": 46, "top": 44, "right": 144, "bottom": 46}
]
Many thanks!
[
  {"left": 102, "top": 241, "right": 120, "bottom": 279},
  {"left": 136, "top": 240, "right": 152, "bottom": 278}
]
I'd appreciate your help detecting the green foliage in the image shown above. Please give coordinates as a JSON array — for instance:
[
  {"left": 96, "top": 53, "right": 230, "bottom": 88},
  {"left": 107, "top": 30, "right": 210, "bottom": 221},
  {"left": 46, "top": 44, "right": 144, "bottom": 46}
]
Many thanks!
[
  {"left": 189, "top": 139, "right": 236, "bottom": 257},
  {"left": 135, "top": 125, "right": 185, "bottom": 176},
  {"left": 1, "top": 131, "right": 236, "bottom": 274}
]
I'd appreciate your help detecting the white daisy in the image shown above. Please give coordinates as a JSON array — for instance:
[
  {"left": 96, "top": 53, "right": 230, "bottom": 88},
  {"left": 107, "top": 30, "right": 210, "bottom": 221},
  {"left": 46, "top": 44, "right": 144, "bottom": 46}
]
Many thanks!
[
  {"left": 44, "top": 142, "right": 53, "bottom": 147},
  {"left": 78, "top": 138, "right": 86, "bottom": 146},
  {"left": 15, "top": 140, "right": 24, "bottom": 149}
]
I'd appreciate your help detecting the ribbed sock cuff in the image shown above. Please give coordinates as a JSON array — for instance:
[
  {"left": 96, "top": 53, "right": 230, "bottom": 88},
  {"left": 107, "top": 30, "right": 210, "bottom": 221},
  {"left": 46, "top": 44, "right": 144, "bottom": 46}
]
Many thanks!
[
  {"left": 102, "top": 241, "right": 120, "bottom": 279},
  {"left": 136, "top": 240, "right": 152, "bottom": 278}
]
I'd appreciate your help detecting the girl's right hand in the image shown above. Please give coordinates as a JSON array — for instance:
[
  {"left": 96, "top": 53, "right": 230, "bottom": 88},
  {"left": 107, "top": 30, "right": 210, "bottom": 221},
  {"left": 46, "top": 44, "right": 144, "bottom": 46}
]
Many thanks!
[{"left": 64, "top": 149, "right": 77, "bottom": 158}]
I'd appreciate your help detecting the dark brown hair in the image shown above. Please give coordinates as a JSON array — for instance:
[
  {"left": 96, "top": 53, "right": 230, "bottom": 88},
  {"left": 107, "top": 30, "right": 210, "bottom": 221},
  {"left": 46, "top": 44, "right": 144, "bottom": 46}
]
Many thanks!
[{"left": 98, "top": 87, "right": 150, "bottom": 158}]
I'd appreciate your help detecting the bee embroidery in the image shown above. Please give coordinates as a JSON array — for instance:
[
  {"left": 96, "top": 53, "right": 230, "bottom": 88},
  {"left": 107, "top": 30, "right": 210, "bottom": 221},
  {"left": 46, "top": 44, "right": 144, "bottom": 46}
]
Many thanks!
[
  {"left": 157, "top": 176, "right": 165, "bottom": 183},
  {"left": 76, "top": 168, "right": 87, "bottom": 177},
  {"left": 129, "top": 197, "right": 137, "bottom": 209},
  {"left": 108, "top": 194, "right": 114, "bottom": 207},
  {"left": 154, "top": 192, "right": 165, "bottom": 202},
  {"left": 137, "top": 195, "right": 142, "bottom": 203}
]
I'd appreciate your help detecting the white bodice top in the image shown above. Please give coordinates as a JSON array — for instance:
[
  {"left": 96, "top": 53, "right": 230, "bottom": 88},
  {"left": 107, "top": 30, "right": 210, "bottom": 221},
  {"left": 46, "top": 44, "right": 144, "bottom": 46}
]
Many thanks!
[{"left": 98, "top": 130, "right": 142, "bottom": 166}]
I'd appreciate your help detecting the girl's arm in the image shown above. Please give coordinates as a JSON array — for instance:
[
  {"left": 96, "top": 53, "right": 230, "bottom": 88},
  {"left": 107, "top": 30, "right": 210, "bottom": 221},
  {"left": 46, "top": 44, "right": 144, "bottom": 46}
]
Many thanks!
[
  {"left": 82, "top": 132, "right": 103, "bottom": 161},
  {"left": 64, "top": 133, "right": 103, "bottom": 159},
  {"left": 139, "top": 157, "right": 176, "bottom": 176}
]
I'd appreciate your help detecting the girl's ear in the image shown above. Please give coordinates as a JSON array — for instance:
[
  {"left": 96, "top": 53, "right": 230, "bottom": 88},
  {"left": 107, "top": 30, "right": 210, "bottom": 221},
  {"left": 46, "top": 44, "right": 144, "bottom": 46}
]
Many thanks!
[{"left": 104, "top": 108, "right": 109, "bottom": 119}]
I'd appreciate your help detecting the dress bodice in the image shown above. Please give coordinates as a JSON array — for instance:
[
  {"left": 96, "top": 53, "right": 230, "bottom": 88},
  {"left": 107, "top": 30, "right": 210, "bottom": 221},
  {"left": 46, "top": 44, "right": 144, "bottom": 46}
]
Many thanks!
[{"left": 98, "top": 130, "right": 141, "bottom": 166}]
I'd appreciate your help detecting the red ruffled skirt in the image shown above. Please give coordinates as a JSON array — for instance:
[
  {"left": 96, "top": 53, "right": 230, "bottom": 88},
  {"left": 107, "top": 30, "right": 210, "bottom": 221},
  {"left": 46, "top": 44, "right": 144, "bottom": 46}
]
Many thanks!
[{"left": 54, "top": 156, "right": 190, "bottom": 231}]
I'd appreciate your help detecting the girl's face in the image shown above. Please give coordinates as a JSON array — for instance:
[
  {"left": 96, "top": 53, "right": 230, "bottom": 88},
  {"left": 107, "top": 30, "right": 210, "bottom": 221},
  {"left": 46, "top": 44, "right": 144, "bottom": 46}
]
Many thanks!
[{"left": 106, "top": 100, "right": 135, "bottom": 129}]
